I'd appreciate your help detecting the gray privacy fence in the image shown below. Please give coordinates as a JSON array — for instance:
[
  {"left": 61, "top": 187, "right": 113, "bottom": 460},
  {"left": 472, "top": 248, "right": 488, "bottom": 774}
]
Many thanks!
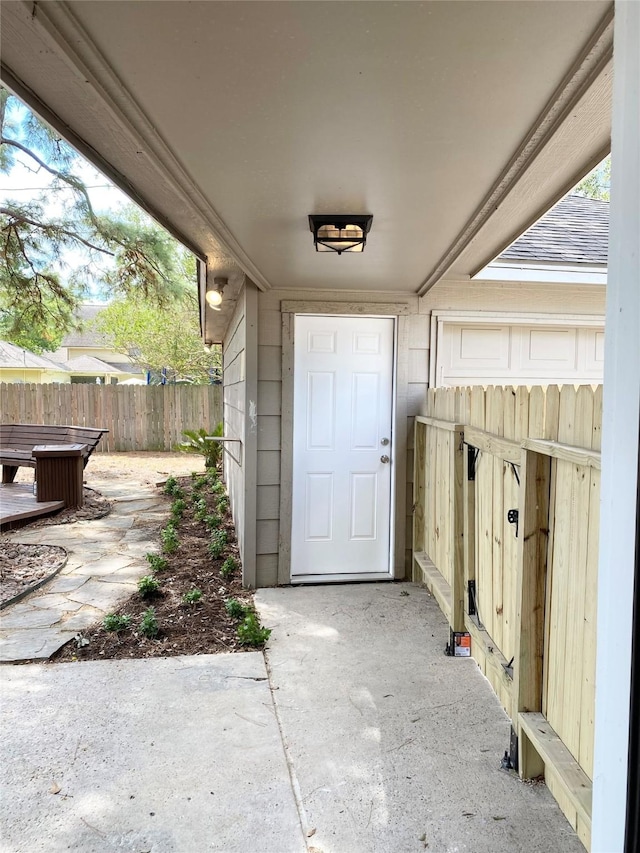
[{"left": 0, "top": 383, "right": 223, "bottom": 452}]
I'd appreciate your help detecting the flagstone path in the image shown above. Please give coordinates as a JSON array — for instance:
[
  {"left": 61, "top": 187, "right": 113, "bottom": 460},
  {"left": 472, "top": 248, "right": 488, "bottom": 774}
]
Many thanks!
[{"left": 0, "top": 481, "right": 168, "bottom": 663}]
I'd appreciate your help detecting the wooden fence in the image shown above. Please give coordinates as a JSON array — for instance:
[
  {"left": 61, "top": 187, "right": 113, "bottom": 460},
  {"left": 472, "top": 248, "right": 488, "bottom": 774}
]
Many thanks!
[
  {"left": 413, "top": 385, "right": 601, "bottom": 851},
  {"left": 0, "top": 383, "right": 223, "bottom": 452}
]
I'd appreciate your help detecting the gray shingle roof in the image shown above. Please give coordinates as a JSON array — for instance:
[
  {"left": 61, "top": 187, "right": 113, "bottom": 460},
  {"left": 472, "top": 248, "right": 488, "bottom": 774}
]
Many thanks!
[
  {"left": 59, "top": 303, "right": 109, "bottom": 347},
  {"left": 0, "top": 340, "right": 71, "bottom": 371},
  {"left": 499, "top": 195, "right": 609, "bottom": 265},
  {"left": 65, "top": 355, "right": 125, "bottom": 374}
]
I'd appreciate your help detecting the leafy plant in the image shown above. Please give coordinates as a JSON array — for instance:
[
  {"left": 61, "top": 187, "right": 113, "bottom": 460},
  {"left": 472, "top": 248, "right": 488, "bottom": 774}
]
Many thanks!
[
  {"left": 224, "top": 598, "right": 247, "bottom": 619},
  {"left": 220, "top": 556, "right": 238, "bottom": 579},
  {"left": 208, "top": 529, "right": 228, "bottom": 560},
  {"left": 193, "top": 475, "right": 208, "bottom": 490},
  {"left": 204, "top": 513, "right": 221, "bottom": 532},
  {"left": 171, "top": 498, "right": 187, "bottom": 522},
  {"left": 194, "top": 498, "right": 208, "bottom": 521},
  {"left": 182, "top": 588, "right": 203, "bottom": 605},
  {"left": 163, "top": 476, "right": 183, "bottom": 498},
  {"left": 140, "top": 607, "right": 159, "bottom": 638},
  {"left": 138, "top": 575, "right": 160, "bottom": 597},
  {"left": 211, "top": 479, "right": 226, "bottom": 496},
  {"left": 103, "top": 613, "right": 131, "bottom": 632},
  {"left": 161, "top": 524, "right": 180, "bottom": 554},
  {"left": 176, "top": 424, "right": 223, "bottom": 468},
  {"left": 237, "top": 613, "right": 271, "bottom": 647},
  {"left": 146, "top": 553, "right": 168, "bottom": 573},
  {"left": 216, "top": 496, "right": 230, "bottom": 515}
]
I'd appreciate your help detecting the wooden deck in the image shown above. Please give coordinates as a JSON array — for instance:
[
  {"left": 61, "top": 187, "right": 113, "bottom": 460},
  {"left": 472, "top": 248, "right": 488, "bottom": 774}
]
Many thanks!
[{"left": 0, "top": 483, "right": 64, "bottom": 529}]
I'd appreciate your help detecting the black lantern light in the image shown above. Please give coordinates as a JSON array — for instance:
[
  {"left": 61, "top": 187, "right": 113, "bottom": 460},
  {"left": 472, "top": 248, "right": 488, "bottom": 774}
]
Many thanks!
[{"left": 308, "top": 214, "right": 373, "bottom": 255}]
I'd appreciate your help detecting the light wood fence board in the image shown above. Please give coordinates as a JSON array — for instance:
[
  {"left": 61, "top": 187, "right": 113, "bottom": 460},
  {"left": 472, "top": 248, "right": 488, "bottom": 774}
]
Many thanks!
[
  {"left": 0, "top": 383, "right": 221, "bottom": 452},
  {"left": 491, "top": 456, "right": 504, "bottom": 654},
  {"left": 592, "top": 385, "right": 602, "bottom": 451},
  {"left": 580, "top": 468, "right": 600, "bottom": 779}
]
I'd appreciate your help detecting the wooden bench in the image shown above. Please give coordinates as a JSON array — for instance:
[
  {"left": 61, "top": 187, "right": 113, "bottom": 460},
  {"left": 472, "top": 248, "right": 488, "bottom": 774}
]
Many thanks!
[{"left": 0, "top": 424, "right": 108, "bottom": 484}]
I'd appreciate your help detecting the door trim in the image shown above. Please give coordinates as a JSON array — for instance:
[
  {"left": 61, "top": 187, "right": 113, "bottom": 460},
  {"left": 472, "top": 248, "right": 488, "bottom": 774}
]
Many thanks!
[{"left": 278, "top": 303, "right": 409, "bottom": 585}]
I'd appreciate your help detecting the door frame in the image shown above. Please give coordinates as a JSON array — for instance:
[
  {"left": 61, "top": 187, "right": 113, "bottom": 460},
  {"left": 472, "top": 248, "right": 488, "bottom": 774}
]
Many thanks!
[{"left": 278, "top": 301, "right": 411, "bottom": 585}]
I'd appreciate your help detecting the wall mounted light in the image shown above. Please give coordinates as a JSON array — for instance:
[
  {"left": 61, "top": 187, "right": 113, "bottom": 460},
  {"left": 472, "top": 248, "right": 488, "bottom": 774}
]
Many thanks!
[
  {"left": 206, "top": 276, "right": 227, "bottom": 311},
  {"left": 308, "top": 214, "right": 373, "bottom": 254}
]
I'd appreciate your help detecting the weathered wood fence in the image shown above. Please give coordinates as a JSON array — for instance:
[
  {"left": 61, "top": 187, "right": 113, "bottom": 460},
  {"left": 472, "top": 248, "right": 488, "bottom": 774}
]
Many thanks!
[
  {"left": 0, "top": 383, "right": 222, "bottom": 452},
  {"left": 413, "top": 385, "right": 601, "bottom": 851}
]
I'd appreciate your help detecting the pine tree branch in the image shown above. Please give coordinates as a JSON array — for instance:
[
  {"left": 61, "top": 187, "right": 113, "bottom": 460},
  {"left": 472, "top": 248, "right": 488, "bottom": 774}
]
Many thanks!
[
  {"left": 0, "top": 206, "right": 115, "bottom": 256},
  {"left": 0, "top": 136, "right": 98, "bottom": 220}
]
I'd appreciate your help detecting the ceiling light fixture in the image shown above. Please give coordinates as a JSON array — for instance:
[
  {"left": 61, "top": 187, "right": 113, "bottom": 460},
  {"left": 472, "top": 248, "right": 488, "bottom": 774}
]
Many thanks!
[
  {"left": 205, "top": 276, "right": 227, "bottom": 311},
  {"left": 308, "top": 214, "right": 373, "bottom": 255}
]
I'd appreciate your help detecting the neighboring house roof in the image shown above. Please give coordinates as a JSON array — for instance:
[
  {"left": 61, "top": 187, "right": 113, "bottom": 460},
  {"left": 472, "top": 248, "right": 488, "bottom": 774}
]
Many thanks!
[
  {"left": 103, "top": 361, "right": 144, "bottom": 374},
  {"left": 0, "top": 340, "right": 70, "bottom": 372},
  {"left": 500, "top": 195, "right": 609, "bottom": 265},
  {"left": 58, "top": 303, "right": 109, "bottom": 347},
  {"left": 65, "top": 355, "right": 125, "bottom": 375}
]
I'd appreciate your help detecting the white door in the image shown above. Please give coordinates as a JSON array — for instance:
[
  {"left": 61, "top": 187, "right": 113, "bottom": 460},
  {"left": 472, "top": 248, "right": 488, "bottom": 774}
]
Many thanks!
[{"left": 291, "top": 315, "right": 395, "bottom": 580}]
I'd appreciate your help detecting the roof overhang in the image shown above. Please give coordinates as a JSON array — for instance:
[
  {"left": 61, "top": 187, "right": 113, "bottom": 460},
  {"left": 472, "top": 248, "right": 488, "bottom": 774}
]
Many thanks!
[{"left": 0, "top": 1, "right": 613, "bottom": 342}]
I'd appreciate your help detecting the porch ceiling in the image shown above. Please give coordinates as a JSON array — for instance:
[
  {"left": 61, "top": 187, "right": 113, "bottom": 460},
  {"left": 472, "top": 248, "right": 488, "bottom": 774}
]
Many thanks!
[{"left": 1, "top": 1, "right": 612, "bottom": 338}]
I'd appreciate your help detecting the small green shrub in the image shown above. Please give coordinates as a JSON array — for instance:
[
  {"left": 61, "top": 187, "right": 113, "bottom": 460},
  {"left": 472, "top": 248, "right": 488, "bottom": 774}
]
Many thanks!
[
  {"left": 163, "top": 475, "right": 178, "bottom": 495},
  {"left": 182, "top": 588, "right": 203, "bottom": 605},
  {"left": 208, "top": 529, "right": 228, "bottom": 560},
  {"left": 193, "top": 475, "right": 208, "bottom": 490},
  {"left": 237, "top": 613, "right": 271, "bottom": 646},
  {"left": 211, "top": 479, "right": 226, "bottom": 496},
  {"left": 140, "top": 607, "right": 159, "bottom": 638},
  {"left": 138, "top": 575, "right": 160, "bottom": 597},
  {"left": 194, "top": 498, "right": 208, "bottom": 521},
  {"left": 171, "top": 498, "right": 187, "bottom": 522},
  {"left": 204, "top": 513, "right": 221, "bottom": 532},
  {"left": 161, "top": 524, "right": 180, "bottom": 554},
  {"left": 224, "top": 598, "right": 247, "bottom": 619},
  {"left": 216, "top": 496, "right": 229, "bottom": 515},
  {"left": 103, "top": 613, "right": 131, "bottom": 632},
  {"left": 163, "top": 476, "right": 184, "bottom": 499},
  {"left": 146, "top": 553, "right": 168, "bottom": 573},
  {"left": 220, "top": 556, "right": 238, "bottom": 579}
]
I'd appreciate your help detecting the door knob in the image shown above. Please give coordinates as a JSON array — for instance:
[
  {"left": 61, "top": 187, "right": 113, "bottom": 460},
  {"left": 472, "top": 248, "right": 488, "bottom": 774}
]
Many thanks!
[
  {"left": 381, "top": 437, "right": 390, "bottom": 446},
  {"left": 380, "top": 455, "right": 390, "bottom": 464}
]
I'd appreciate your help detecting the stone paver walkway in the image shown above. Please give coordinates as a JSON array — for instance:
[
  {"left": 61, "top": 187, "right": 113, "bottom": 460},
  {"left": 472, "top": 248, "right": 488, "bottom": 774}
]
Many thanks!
[{"left": 0, "top": 480, "right": 168, "bottom": 663}]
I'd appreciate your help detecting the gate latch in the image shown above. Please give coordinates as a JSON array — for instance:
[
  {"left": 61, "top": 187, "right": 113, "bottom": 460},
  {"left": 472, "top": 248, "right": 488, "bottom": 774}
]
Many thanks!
[{"left": 507, "top": 508, "right": 519, "bottom": 537}]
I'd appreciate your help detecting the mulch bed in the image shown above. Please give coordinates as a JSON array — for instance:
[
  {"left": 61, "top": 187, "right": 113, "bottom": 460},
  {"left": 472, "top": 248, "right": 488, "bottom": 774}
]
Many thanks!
[
  {"left": 50, "top": 469, "right": 261, "bottom": 662},
  {"left": 0, "top": 489, "right": 111, "bottom": 607},
  {"left": 0, "top": 544, "right": 68, "bottom": 608}
]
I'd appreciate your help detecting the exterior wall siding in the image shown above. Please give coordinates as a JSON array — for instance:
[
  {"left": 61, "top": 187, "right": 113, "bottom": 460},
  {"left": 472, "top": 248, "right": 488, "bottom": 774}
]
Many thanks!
[
  {"left": 422, "top": 278, "right": 606, "bottom": 315},
  {"left": 222, "top": 289, "right": 247, "bottom": 572}
]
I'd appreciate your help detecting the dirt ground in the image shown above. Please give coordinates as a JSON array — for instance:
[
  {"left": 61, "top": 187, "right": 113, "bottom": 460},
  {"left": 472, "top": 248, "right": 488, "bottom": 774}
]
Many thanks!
[
  {"left": 14, "top": 451, "right": 207, "bottom": 488},
  {"left": 5, "top": 453, "right": 268, "bottom": 660}
]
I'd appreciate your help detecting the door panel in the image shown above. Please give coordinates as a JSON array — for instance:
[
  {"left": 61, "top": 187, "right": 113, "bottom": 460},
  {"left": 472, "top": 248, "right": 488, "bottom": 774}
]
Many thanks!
[{"left": 291, "top": 315, "right": 394, "bottom": 578}]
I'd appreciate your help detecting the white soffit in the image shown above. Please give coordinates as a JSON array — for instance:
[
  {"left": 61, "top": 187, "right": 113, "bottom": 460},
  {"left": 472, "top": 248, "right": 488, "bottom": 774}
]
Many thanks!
[{"left": 0, "top": 0, "right": 612, "bottom": 299}]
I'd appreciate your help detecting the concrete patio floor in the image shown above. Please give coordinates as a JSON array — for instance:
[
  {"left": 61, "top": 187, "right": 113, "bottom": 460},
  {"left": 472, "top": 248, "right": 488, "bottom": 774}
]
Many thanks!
[{"left": 0, "top": 583, "right": 584, "bottom": 853}]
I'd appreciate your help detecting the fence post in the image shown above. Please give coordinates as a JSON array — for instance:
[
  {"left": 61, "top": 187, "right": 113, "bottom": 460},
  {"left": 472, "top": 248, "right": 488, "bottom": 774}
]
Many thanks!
[
  {"left": 463, "top": 433, "right": 476, "bottom": 628},
  {"left": 452, "top": 426, "right": 465, "bottom": 632},
  {"left": 514, "top": 448, "right": 552, "bottom": 774},
  {"left": 412, "top": 419, "right": 426, "bottom": 579}
]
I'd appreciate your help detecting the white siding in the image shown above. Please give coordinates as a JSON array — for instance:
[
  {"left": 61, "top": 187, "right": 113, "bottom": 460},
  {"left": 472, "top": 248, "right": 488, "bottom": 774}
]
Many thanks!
[
  {"left": 222, "top": 282, "right": 258, "bottom": 587},
  {"left": 423, "top": 278, "right": 606, "bottom": 315}
]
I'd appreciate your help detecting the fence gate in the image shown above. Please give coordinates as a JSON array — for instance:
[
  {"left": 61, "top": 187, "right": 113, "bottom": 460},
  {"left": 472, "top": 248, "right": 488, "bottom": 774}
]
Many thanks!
[{"left": 470, "top": 434, "right": 520, "bottom": 666}]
